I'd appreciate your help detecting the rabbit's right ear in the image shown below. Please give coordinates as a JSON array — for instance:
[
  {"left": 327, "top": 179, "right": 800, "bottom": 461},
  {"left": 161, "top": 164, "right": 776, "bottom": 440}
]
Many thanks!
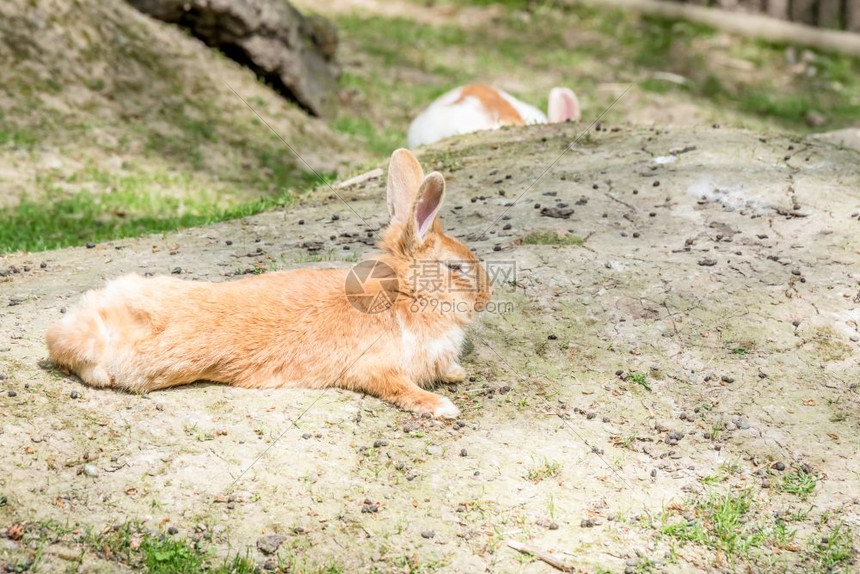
[
  {"left": 548, "top": 87, "right": 581, "bottom": 123},
  {"left": 387, "top": 148, "right": 425, "bottom": 224}
]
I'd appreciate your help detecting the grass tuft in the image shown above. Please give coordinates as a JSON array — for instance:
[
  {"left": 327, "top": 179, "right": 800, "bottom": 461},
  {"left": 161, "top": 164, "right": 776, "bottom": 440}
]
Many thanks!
[
  {"left": 522, "top": 231, "right": 584, "bottom": 246},
  {"left": 526, "top": 457, "right": 562, "bottom": 482},
  {"left": 660, "top": 489, "right": 768, "bottom": 558}
]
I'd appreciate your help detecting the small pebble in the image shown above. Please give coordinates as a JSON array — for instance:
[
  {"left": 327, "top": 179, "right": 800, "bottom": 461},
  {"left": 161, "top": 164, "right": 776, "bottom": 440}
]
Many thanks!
[
  {"left": 547, "top": 334, "right": 557, "bottom": 340},
  {"left": 256, "top": 535, "right": 286, "bottom": 555},
  {"left": 373, "top": 440, "right": 388, "bottom": 448},
  {"left": 331, "top": 214, "right": 340, "bottom": 221},
  {"left": 86, "top": 242, "right": 96, "bottom": 249},
  {"left": 7, "top": 390, "right": 17, "bottom": 397},
  {"left": 652, "top": 181, "right": 660, "bottom": 187},
  {"left": 168, "top": 526, "right": 178, "bottom": 535},
  {"left": 83, "top": 464, "right": 99, "bottom": 477},
  {"left": 460, "top": 449, "right": 468, "bottom": 457},
  {"left": 493, "top": 245, "right": 502, "bottom": 252},
  {"left": 70, "top": 391, "right": 80, "bottom": 399},
  {"left": 421, "top": 530, "right": 435, "bottom": 539},
  {"left": 772, "top": 461, "right": 786, "bottom": 471},
  {"left": 721, "top": 375, "right": 735, "bottom": 383}
]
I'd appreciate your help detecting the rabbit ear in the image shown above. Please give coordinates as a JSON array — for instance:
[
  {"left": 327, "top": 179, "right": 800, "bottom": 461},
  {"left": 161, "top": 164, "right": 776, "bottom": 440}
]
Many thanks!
[
  {"left": 387, "top": 148, "right": 425, "bottom": 223},
  {"left": 548, "top": 87, "right": 581, "bottom": 123},
  {"left": 414, "top": 172, "right": 446, "bottom": 242}
]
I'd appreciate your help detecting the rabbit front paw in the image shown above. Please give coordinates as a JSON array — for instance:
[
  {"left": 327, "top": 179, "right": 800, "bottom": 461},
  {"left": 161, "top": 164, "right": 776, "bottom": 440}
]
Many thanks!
[
  {"left": 432, "top": 396, "right": 461, "bottom": 419},
  {"left": 441, "top": 363, "right": 467, "bottom": 383}
]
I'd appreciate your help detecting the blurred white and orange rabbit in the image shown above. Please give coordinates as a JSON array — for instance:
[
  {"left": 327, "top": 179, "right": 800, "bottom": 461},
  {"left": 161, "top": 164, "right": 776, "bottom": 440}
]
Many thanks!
[
  {"left": 408, "top": 84, "right": 581, "bottom": 148},
  {"left": 46, "top": 149, "right": 490, "bottom": 418}
]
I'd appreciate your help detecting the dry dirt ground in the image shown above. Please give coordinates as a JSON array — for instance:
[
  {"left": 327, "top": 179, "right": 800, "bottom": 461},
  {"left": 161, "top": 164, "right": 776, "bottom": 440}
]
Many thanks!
[{"left": 1, "top": 125, "right": 859, "bottom": 572}]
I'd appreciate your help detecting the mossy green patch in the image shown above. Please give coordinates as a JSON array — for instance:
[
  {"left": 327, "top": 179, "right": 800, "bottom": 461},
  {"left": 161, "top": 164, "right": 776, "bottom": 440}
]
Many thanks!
[{"left": 522, "top": 231, "right": 584, "bottom": 246}]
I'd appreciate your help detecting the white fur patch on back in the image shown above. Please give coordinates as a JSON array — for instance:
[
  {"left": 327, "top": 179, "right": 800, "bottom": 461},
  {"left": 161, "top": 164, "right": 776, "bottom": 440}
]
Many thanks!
[
  {"left": 407, "top": 86, "right": 547, "bottom": 148},
  {"left": 498, "top": 90, "right": 547, "bottom": 124},
  {"left": 408, "top": 91, "right": 496, "bottom": 148}
]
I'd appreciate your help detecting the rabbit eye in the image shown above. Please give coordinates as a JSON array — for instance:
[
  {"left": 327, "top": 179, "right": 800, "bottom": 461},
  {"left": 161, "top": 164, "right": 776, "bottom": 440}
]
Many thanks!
[{"left": 446, "top": 262, "right": 463, "bottom": 273}]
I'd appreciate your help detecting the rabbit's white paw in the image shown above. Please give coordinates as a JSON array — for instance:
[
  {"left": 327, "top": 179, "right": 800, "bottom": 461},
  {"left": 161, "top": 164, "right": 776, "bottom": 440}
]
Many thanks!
[{"left": 433, "top": 397, "right": 461, "bottom": 419}]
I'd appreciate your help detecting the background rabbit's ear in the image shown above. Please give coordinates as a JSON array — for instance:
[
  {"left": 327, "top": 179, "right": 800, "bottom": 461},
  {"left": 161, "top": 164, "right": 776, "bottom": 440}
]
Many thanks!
[
  {"left": 414, "top": 172, "right": 446, "bottom": 242},
  {"left": 548, "top": 87, "right": 581, "bottom": 123},
  {"left": 387, "top": 148, "right": 425, "bottom": 223}
]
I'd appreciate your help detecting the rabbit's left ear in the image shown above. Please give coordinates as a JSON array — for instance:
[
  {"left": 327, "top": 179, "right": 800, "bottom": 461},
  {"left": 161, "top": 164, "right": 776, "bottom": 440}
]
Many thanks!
[
  {"left": 413, "top": 172, "right": 446, "bottom": 242},
  {"left": 387, "top": 148, "right": 425, "bottom": 224},
  {"left": 548, "top": 87, "right": 581, "bottom": 123}
]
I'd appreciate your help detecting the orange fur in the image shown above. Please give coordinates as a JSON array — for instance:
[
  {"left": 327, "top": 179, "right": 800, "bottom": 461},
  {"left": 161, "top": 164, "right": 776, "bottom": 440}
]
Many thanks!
[
  {"left": 46, "top": 150, "right": 491, "bottom": 418},
  {"left": 454, "top": 84, "right": 524, "bottom": 125}
]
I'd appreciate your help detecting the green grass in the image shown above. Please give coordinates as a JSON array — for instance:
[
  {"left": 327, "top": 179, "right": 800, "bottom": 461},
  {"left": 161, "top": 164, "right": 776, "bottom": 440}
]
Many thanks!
[
  {"left": 628, "top": 371, "right": 651, "bottom": 391},
  {"left": 522, "top": 231, "right": 584, "bottom": 246},
  {"left": 526, "top": 457, "right": 562, "bottom": 482},
  {"left": 140, "top": 535, "right": 207, "bottom": 574},
  {"left": 0, "top": 168, "right": 323, "bottom": 253},
  {"left": 78, "top": 521, "right": 342, "bottom": 573},
  {"left": 413, "top": 3, "right": 860, "bottom": 131},
  {"left": 658, "top": 490, "right": 855, "bottom": 569},
  {"left": 660, "top": 490, "right": 770, "bottom": 558},
  {"left": 807, "top": 522, "right": 855, "bottom": 572},
  {"left": 781, "top": 466, "right": 818, "bottom": 499}
]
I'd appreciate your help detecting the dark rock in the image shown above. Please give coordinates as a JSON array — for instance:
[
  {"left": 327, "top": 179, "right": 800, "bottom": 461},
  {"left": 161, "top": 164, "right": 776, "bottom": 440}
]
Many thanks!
[
  {"left": 540, "top": 207, "right": 574, "bottom": 219},
  {"left": 128, "top": 0, "right": 340, "bottom": 116},
  {"left": 256, "top": 534, "right": 286, "bottom": 555}
]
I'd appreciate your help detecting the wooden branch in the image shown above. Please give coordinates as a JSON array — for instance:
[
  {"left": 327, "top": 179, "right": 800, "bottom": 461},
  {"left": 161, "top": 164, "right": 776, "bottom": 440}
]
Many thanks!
[
  {"left": 507, "top": 540, "right": 575, "bottom": 572},
  {"left": 333, "top": 168, "right": 383, "bottom": 190},
  {"left": 564, "top": 0, "right": 860, "bottom": 56}
]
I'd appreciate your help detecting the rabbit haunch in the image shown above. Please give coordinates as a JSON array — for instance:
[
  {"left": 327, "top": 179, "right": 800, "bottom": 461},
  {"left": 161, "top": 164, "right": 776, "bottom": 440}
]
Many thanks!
[
  {"left": 46, "top": 149, "right": 491, "bottom": 418},
  {"left": 407, "top": 83, "right": 581, "bottom": 148}
]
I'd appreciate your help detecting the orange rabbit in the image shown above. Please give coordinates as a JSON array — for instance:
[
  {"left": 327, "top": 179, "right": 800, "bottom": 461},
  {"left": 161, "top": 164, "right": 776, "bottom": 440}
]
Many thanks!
[{"left": 46, "top": 149, "right": 491, "bottom": 418}]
